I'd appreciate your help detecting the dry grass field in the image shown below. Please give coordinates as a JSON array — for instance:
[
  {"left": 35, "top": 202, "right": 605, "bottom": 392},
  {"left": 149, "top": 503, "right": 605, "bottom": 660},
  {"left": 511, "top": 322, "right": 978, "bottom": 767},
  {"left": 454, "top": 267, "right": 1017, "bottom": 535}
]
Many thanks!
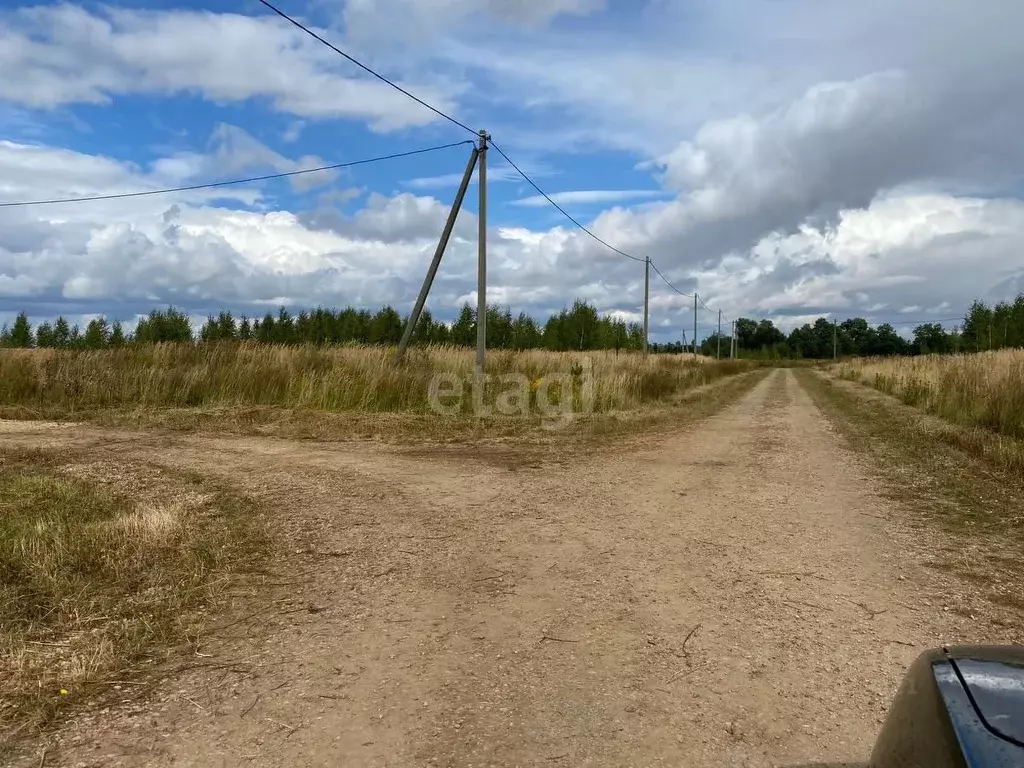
[
  {"left": 0, "top": 343, "right": 747, "bottom": 421},
  {"left": 834, "top": 349, "right": 1024, "bottom": 439}
]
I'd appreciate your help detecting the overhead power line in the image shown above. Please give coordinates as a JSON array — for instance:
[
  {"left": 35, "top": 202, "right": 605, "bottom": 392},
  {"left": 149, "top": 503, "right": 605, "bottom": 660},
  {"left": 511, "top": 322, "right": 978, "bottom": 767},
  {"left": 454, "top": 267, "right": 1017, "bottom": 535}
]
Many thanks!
[
  {"left": 649, "top": 261, "right": 693, "bottom": 297},
  {"left": 698, "top": 294, "right": 728, "bottom": 322},
  {"left": 0, "top": 141, "right": 474, "bottom": 208},
  {"left": 489, "top": 140, "right": 647, "bottom": 264},
  {"left": 255, "top": 0, "right": 477, "bottom": 137}
]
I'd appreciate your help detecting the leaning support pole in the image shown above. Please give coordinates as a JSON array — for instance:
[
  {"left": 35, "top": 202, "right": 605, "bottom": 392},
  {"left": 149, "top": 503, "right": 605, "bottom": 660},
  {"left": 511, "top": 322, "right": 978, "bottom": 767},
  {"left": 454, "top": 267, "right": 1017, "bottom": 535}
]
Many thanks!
[{"left": 395, "top": 147, "right": 479, "bottom": 363}]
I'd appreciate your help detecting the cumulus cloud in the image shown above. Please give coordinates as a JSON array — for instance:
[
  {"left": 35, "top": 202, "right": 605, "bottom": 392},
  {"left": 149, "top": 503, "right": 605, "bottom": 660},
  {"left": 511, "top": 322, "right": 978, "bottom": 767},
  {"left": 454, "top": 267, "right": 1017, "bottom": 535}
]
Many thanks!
[
  {"left": 4, "top": 133, "right": 1024, "bottom": 341},
  {"left": 695, "top": 194, "right": 1024, "bottom": 325},
  {"left": 3, "top": 0, "right": 1024, "bottom": 341},
  {"left": 0, "top": 4, "right": 462, "bottom": 130}
]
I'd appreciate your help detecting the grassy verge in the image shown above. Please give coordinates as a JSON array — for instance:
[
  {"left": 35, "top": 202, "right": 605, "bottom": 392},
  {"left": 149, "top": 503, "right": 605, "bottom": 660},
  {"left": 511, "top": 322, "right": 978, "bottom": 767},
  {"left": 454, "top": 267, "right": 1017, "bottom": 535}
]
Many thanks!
[
  {"left": 826, "top": 355, "right": 1024, "bottom": 476},
  {"left": 0, "top": 344, "right": 753, "bottom": 416},
  {"left": 832, "top": 350, "right": 1024, "bottom": 441},
  {"left": 0, "top": 343, "right": 760, "bottom": 441},
  {"left": 132, "top": 367, "right": 771, "bottom": 442},
  {"left": 797, "top": 369, "right": 1024, "bottom": 617},
  {"left": 0, "top": 448, "right": 267, "bottom": 746}
]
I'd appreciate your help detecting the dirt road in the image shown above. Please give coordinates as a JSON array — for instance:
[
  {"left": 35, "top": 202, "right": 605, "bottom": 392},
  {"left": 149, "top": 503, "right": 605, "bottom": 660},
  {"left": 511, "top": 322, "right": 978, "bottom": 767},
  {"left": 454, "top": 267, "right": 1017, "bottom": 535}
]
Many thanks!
[{"left": 10, "top": 369, "right": 995, "bottom": 766}]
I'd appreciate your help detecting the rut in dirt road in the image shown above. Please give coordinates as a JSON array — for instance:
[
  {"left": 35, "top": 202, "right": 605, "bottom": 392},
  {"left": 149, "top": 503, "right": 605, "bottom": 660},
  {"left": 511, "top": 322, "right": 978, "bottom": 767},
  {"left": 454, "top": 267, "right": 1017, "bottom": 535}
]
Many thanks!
[{"left": 16, "top": 370, "right": 981, "bottom": 767}]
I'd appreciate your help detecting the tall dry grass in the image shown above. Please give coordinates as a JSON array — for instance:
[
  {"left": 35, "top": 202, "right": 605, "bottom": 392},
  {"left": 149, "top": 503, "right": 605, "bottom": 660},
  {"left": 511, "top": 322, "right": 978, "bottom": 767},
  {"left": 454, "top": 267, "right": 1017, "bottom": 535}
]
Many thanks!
[
  {"left": 0, "top": 343, "right": 750, "bottom": 417},
  {"left": 834, "top": 349, "right": 1024, "bottom": 439}
]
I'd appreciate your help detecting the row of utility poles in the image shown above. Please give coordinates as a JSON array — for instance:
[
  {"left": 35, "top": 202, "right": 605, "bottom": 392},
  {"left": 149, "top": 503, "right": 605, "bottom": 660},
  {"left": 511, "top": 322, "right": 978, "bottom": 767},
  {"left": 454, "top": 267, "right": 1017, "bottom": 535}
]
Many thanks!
[
  {"left": 643, "top": 258, "right": 730, "bottom": 360},
  {"left": 395, "top": 129, "right": 729, "bottom": 369}
]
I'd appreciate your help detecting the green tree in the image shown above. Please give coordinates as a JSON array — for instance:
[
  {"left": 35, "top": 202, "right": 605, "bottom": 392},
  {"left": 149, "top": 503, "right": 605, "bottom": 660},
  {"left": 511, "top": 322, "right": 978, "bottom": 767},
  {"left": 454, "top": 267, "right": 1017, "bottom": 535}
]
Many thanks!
[
  {"left": 35, "top": 321, "right": 55, "bottom": 348},
  {"left": 562, "top": 300, "right": 600, "bottom": 350},
  {"left": 734, "top": 318, "right": 758, "bottom": 351},
  {"left": 83, "top": 317, "right": 110, "bottom": 349},
  {"left": 485, "top": 305, "right": 514, "bottom": 349},
  {"left": 913, "top": 323, "right": 952, "bottom": 355},
  {"left": 626, "top": 322, "right": 645, "bottom": 351},
  {"left": 752, "top": 319, "right": 785, "bottom": 350},
  {"left": 369, "top": 306, "right": 403, "bottom": 345},
  {"left": 274, "top": 307, "right": 295, "bottom": 344},
  {"left": 133, "top": 307, "right": 193, "bottom": 343},
  {"left": 68, "top": 324, "right": 83, "bottom": 349},
  {"left": 510, "top": 312, "right": 540, "bottom": 350},
  {"left": 53, "top": 317, "right": 71, "bottom": 348},
  {"left": 963, "top": 299, "right": 994, "bottom": 351},
  {"left": 451, "top": 303, "right": 476, "bottom": 347},
  {"left": 255, "top": 313, "right": 275, "bottom": 343},
  {"left": 9, "top": 311, "right": 33, "bottom": 348},
  {"left": 109, "top": 320, "right": 127, "bottom": 347},
  {"left": 411, "top": 309, "right": 434, "bottom": 346}
]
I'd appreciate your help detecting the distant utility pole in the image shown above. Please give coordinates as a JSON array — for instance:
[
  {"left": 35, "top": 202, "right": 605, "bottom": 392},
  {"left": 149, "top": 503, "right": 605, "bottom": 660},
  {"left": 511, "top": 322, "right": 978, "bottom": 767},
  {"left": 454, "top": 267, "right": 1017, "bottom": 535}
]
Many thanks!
[
  {"left": 833, "top": 320, "right": 838, "bottom": 360},
  {"left": 396, "top": 145, "right": 479, "bottom": 363},
  {"left": 643, "top": 258, "right": 650, "bottom": 355},
  {"left": 731, "top": 320, "right": 735, "bottom": 359},
  {"left": 693, "top": 293, "right": 698, "bottom": 360},
  {"left": 717, "top": 309, "right": 722, "bottom": 359},
  {"left": 476, "top": 130, "right": 488, "bottom": 375}
]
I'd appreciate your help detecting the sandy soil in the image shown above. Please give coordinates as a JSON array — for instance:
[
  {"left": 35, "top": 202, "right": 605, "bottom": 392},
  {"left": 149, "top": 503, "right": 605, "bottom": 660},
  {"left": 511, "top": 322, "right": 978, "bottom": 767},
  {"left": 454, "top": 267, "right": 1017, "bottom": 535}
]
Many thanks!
[{"left": 6, "top": 369, "right": 1000, "bottom": 767}]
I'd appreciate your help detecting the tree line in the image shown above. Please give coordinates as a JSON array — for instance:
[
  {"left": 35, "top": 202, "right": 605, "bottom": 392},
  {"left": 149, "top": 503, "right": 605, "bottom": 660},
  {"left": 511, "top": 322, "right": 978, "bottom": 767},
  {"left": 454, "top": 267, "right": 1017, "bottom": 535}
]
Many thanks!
[
  {"left": 2, "top": 294, "right": 1022, "bottom": 357},
  {"left": 717, "top": 295, "right": 1024, "bottom": 359},
  {"left": 0, "top": 301, "right": 648, "bottom": 352}
]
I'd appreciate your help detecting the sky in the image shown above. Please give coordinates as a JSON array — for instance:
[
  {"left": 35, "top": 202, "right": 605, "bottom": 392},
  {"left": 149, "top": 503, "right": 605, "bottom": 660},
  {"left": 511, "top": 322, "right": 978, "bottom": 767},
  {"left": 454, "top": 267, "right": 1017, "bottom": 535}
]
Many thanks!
[{"left": 1, "top": 0, "right": 1023, "bottom": 342}]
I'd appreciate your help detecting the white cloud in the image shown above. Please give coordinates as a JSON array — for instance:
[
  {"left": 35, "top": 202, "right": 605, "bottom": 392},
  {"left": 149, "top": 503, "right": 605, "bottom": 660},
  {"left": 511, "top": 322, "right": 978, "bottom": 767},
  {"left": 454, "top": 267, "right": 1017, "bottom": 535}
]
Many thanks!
[
  {"left": 403, "top": 164, "right": 532, "bottom": 190},
  {"left": 691, "top": 193, "right": 1024, "bottom": 325},
  {"left": 0, "top": 4, "right": 463, "bottom": 130},
  {"left": 512, "top": 190, "right": 664, "bottom": 207},
  {"left": 3, "top": 0, "right": 1024, "bottom": 342},
  {"left": 342, "top": 0, "right": 605, "bottom": 45},
  {"left": 3, "top": 133, "right": 1024, "bottom": 341}
]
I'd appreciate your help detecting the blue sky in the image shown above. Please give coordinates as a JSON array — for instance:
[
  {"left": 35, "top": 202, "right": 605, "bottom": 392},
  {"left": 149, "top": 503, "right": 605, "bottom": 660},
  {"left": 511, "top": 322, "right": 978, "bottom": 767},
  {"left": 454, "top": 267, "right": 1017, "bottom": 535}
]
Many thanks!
[{"left": 2, "top": 0, "right": 1023, "bottom": 341}]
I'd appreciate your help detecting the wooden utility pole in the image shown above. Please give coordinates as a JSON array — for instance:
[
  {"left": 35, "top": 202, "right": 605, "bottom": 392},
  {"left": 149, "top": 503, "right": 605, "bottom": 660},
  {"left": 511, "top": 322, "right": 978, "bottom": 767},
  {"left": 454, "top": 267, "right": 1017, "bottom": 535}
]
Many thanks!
[{"left": 476, "top": 130, "right": 488, "bottom": 375}]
